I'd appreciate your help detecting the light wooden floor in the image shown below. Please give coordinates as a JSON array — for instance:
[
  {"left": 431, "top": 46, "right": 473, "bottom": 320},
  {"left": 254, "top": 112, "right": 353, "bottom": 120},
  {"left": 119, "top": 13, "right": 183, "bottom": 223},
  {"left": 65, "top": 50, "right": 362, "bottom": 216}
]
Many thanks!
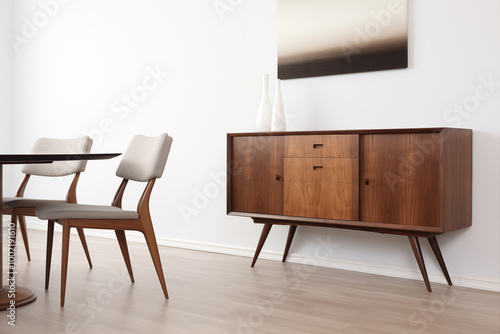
[{"left": 1, "top": 228, "right": 499, "bottom": 334}]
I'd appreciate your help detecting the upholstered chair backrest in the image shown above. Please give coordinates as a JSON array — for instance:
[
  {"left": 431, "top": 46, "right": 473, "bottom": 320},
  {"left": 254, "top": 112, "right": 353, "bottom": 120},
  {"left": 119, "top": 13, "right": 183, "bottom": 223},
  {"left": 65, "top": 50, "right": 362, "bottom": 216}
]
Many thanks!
[
  {"left": 115, "top": 133, "right": 173, "bottom": 182},
  {"left": 21, "top": 136, "right": 93, "bottom": 177}
]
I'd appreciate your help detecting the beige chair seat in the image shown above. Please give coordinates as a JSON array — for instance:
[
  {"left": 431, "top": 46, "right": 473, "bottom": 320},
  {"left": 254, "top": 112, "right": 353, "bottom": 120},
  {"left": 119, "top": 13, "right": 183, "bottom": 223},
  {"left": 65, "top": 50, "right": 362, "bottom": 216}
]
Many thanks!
[
  {"left": 3, "top": 197, "right": 66, "bottom": 208},
  {"left": 37, "top": 203, "right": 139, "bottom": 220}
]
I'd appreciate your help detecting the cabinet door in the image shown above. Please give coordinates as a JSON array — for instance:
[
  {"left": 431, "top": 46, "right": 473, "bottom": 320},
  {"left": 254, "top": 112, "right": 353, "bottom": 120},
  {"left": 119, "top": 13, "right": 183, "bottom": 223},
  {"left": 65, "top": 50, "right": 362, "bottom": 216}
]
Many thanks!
[
  {"left": 406, "top": 133, "right": 441, "bottom": 227},
  {"left": 230, "top": 136, "right": 284, "bottom": 215},
  {"left": 360, "top": 133, "right": 441, "bottom": 227}
]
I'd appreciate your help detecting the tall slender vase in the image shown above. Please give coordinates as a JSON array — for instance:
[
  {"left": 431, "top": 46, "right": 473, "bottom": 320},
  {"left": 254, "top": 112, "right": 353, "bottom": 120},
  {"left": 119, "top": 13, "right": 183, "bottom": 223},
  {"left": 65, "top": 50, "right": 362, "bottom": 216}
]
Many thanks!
[
  {"left": 256, "top": 74, "right": 272, "bottom": 132},
  {"left": 271, "top": 79, "right": 286, "bottom": 131}
]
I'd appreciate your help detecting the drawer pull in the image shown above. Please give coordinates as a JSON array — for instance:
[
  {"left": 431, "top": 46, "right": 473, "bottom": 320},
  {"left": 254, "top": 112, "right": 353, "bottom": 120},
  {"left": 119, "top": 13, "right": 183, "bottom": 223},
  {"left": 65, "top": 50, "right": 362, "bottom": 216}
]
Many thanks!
[
  {"left": 313, "top": 166, "right": 323, "bottom": 170},
  {"left": 313, "top": 144, "right": 324, "bottom": 149}
]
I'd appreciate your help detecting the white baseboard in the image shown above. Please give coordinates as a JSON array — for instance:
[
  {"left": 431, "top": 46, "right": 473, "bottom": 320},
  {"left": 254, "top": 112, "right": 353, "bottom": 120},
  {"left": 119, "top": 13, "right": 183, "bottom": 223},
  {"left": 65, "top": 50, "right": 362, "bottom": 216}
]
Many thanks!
[{"left": 22, "top": 220, "right": 500, "bottom": 292}]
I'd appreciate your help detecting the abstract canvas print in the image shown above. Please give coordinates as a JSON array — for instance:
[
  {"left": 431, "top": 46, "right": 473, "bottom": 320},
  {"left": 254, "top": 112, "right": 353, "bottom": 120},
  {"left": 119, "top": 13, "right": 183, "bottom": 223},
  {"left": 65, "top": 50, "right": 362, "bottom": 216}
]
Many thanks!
[{"left": 278, "top": 0, "right": 408, "bottom": 79}]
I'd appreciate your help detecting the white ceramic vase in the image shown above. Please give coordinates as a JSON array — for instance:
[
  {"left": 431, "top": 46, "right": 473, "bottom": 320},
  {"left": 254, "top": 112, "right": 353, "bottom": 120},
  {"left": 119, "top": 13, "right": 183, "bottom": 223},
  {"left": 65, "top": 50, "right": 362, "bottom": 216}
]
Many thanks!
[
  {"left": 256, "top": 74, "right": 272, "bottom": 132},
  {"left": 271, "top": 79, "right": 286, "bottom": 131}
]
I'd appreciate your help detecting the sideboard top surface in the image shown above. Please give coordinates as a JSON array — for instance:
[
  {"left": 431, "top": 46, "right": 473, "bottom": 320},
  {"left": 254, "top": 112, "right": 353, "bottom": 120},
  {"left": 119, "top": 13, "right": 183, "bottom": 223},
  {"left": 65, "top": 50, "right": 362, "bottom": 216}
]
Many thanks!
[{"left": 227, "top": 127, "right": 472, "bottom": 137}]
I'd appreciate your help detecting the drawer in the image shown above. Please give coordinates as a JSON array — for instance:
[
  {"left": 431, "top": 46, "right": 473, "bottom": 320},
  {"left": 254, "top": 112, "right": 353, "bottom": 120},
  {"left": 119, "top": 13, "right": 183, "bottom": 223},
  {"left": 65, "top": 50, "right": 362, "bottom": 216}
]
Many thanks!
[
  {"left": 284, "top": 158, "right": 359, "bottom": 183},
  {"left": 285, "top": 135, "right": 359, "bottom": 158},
  {"left": 284, "top": 181, "right": 359, "bottom": 220}
]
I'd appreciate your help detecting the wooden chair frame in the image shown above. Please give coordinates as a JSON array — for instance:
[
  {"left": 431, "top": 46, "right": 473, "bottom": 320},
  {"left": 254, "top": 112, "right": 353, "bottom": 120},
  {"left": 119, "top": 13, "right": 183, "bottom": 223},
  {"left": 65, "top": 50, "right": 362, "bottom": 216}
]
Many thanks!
[
  {"left": 4, "top": 172, "right": 92, "bottom": 268},
  {"left": 46, "top": 178, "right": 169, "bottom": 307}
]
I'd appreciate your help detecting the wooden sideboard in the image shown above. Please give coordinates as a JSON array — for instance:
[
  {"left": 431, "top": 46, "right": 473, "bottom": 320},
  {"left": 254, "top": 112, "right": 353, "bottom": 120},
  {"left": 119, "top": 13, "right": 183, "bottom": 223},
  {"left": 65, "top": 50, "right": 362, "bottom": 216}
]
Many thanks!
[{"left": 227, "top": 128, "right": 472, "bottom": 291}]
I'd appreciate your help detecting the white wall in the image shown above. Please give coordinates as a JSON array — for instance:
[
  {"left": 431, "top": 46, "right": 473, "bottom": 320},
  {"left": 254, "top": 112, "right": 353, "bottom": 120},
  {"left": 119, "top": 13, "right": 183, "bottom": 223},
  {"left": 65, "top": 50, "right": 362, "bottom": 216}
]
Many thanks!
[
  {"left": 0, "top": 0, "right": 13, "bottom": 192},
  {"left": 9, "top": 0, "right": 500, "bottom": 290},
  {"left": 0, "top": 0, "right": 12, "bottom": 151}
]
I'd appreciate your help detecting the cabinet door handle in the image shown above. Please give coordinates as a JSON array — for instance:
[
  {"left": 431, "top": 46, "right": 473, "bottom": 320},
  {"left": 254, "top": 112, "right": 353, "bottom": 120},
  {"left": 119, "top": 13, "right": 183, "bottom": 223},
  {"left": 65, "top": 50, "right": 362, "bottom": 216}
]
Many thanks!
[
  {"left": 313, "top": 144, "right": 324, "bottom": 149},
  {"left": 313, "top": 166, "right": 323, "bottom": 170},
  {"left": 364, "top": 179, "right": 369, "bottom": 185},
  {"left": 276, "top": 175, "right": 281, "bottom": 181}
]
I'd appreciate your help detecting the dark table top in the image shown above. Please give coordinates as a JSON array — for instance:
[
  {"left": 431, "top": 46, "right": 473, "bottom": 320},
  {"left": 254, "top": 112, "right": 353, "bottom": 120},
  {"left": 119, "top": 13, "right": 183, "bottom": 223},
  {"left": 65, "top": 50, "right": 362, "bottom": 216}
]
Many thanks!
[{"left": 0, "top": 153, "right": 121, "bottom": 164}]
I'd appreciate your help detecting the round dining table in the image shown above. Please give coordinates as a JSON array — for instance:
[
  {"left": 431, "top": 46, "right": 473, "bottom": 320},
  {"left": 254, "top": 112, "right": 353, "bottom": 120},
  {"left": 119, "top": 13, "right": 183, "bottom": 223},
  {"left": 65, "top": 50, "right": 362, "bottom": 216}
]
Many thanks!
[{"left": 0, "top": 152, "right": 121, "bottom": 310}]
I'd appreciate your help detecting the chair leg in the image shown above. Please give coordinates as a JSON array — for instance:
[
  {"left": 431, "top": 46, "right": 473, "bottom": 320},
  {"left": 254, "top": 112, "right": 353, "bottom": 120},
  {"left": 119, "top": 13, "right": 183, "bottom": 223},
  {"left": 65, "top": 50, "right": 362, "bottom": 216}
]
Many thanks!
[
  {"left": 115, "top": 230, "right": 135, "bottom": 283},
  {"left": 60, "top": 223, "right": 71, "bottom": 307},
  {"left": 17, "top": 215, "right": 31, "bottom": 261},
  {"left": 76, "top": 227, "right": 93, "bottom": 269},
  {"left": 45, "top": 220, "right": 55, "bottom": 290},
  {"left": 142, "top": 222, "right": 169, "bottom": 299}
]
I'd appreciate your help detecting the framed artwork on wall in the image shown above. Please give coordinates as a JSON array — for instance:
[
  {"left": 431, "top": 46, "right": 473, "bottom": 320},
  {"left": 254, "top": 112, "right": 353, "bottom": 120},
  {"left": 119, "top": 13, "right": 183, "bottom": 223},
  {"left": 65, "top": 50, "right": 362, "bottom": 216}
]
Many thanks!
[{"left": 278, "top": 0, "right": 408, "bottom": 79}]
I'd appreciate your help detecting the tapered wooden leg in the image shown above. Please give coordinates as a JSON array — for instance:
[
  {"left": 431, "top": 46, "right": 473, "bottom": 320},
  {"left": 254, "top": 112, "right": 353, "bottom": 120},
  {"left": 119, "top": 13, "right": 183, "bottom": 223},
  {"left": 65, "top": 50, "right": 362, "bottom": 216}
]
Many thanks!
[
  {"left": 408, "top": 236, "right": 432, "bottom": 292},
  {"left": 251, "top": 224, "right": 273, "bottom": 267},
  {"left": 17, "top": 215, "right": 31, "bottom": 261},
  {"left": 282, "top": 225, "right": 297, "bottom": 262},
  {"left": 428, "top": 236, "right": 453, "bottom": 286},
  {"left": 141, "top": 222, "right": 169, "bottom": 299},
  {"left": 45, "top": 220, "right": 55, "bottom": 289},
  {"left": 115, "top": 230, "right": 135, "bottom": 283},
  {"left": 60, "top": 223, "right": 71, "bottom": 307},
  {"left": 76, "top": 227, "right": 93, "bottom": 269}
]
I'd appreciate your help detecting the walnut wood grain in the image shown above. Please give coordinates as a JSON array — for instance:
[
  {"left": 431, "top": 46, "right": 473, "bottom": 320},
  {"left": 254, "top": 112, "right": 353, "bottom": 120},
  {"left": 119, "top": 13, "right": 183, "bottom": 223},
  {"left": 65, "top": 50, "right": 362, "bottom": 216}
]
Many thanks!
[
  {"left": 407, "top": 133, "right": 441, "bottom": 227},
  {"left": 251, "top": 223, "right": 272, "bottom": 267},
  {"left": 427, "top": 236, "right": 453, "bottom": 285},
  {"left": 228, "top": 128, "right": 448, "bottom": 137},
  {"left": 285, "top": 135, "right": 359, "bottom": 158},
  {"left": 442, "top": 128, "right": 473, "bottom": 232},
  {"left": 227, "top": 128, "right": 473, "bottom": 292},
  {"left": 229, "top": 129, "right": 472, "bottom": 232},
  {"left": 248, "top": 215, "right": 441, "bottom": 236},
  {"left": 284, "top": 158, "right": 358, "bottom": 183},
  {"left": 408, "top": 236, "right": 432, "bottom": 292},
  {"left": 359, "top": 131, "right": 471, "bottom": 230},
  {"left": 284, "top": 181, "right": 358, "bottom": 220},
  {"left": 230, "top": 136, "right": 284, "bottom": 215},
  {"left": 283, "top": 135, "right": 359, "bottom": 221},
  {"left": 282, "top": 225, "right": 297, "bottom": 262},
  {"left": 360, "top": 134, "right": 408, "bottom": 225}
]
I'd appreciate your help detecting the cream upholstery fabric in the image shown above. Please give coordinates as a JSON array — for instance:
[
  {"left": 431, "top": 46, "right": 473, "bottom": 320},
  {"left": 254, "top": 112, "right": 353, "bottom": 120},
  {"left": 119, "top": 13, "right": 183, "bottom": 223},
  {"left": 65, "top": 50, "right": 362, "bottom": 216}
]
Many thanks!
[
  {"left": 36, "top": 203, "right": 139, "bottom": 220},
  {"left": 21, "top": 136, "right": 93, "bottom": 176},
  {"left": 115, "top": 133, "right": 173, "bottom": 182}
]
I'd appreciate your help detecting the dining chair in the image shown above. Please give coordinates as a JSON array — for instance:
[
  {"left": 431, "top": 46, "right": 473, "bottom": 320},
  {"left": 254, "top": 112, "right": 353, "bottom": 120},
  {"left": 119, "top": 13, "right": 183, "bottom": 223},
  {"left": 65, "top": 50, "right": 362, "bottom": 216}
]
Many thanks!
[
  {"left": 36, "top": 133, "right": 173, "bottom": 307},
  {"left": 3, "top": 136, "right": 94, "bottom": 271}
]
